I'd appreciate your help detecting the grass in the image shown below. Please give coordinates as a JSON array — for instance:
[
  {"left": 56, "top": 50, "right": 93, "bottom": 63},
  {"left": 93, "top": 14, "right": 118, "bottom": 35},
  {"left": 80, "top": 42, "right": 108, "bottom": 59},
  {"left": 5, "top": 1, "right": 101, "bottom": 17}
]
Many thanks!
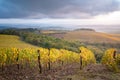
[{"left": 0, "top": 34, "right": 39, "bottom": 49}]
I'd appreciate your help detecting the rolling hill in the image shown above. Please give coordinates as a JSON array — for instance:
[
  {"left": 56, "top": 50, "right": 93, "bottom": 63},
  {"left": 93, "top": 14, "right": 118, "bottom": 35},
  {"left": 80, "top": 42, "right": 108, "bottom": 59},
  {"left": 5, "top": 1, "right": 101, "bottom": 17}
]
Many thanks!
[
  {"left": 59, "top": 30, "right": 120, "bottom": 43},
  {"left": 0, "top": 34, "right": 39, "bottom": 48}
]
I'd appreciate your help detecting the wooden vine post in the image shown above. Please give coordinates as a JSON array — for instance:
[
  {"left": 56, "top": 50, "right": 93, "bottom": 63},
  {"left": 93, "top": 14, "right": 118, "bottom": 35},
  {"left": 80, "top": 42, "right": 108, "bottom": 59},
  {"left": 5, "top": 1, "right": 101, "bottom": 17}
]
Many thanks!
[
  {"left": 37, "top": 50, "right": 42, "bottom": 73},
  {"left": 113, "top": 50, "right": 116, "bottom": 59},
  {"left": 48, "top": 48, "right": 51, "bottom": 70},
  {"left": 61, "top": 51, "right": 64, "bottom": 66},
  {"left": 16, "top": 49, "right": 19, "bottom": 70},
  {"left": 79, "top": 50, "right": 82, "bottom": 70}
]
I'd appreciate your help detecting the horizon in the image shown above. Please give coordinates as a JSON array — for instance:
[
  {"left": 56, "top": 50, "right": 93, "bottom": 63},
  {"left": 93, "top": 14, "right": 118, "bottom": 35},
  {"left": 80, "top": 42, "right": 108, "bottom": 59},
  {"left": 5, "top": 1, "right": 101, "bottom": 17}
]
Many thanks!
[{"left": 0, "top": 23, "right": 120, "bottom": 34}]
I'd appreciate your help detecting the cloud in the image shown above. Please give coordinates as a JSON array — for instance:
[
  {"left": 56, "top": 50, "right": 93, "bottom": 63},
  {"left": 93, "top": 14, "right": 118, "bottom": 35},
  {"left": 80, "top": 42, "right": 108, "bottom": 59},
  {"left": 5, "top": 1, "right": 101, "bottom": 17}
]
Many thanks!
[
  {"left": 0, "top": 0, "right": 120, "bottom": 18},
  {"left": 0, "top": 1, "right": 29, "bottom": 18},
  {"left": 0, "top": 11, "right": 120, "bottom": 25}
]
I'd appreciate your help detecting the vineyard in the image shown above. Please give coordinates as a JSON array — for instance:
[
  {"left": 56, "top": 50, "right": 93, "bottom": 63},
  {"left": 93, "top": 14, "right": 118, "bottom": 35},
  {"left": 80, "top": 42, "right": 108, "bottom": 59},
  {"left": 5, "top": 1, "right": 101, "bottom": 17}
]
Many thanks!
[
  {"left": 0, "top": 47, "right": 97, "bottom": 73},
  {"left": 0, "top": 47, "right": 120, "bottom": 72}
]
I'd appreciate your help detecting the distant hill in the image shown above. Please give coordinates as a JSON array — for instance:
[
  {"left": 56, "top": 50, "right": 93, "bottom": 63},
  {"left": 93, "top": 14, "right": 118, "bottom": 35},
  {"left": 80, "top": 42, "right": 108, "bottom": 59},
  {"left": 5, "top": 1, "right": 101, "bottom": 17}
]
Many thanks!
[
  {"left": 0, "top": 26, "right": 12, "bottom": 30},
  {"left": 63, "top": 30, "right": 120, "bottom": 43},
  {"left": 74, "top": 28, "right": 95, "bottom": 32}
]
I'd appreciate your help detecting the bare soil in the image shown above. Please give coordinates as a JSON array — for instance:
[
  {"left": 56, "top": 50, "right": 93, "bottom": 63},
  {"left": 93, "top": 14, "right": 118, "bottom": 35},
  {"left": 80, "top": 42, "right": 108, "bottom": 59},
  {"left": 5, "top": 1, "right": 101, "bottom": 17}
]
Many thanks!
[{"left": 0, "top": 63, "right": 120, "bottom": 80}]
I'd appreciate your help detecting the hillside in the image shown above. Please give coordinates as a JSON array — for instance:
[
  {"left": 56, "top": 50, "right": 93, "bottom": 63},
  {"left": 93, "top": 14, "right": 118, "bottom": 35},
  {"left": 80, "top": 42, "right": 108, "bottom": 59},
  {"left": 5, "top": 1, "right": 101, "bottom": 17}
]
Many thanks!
[
  {"left": 0, "top": 34, "right": 39, "bottom": 49},
  {"left": 0, "top": 32, "right": 120, "bottom": 80},
  {"left": 63, "top": 30, "right": 120, "bottom": 43}
]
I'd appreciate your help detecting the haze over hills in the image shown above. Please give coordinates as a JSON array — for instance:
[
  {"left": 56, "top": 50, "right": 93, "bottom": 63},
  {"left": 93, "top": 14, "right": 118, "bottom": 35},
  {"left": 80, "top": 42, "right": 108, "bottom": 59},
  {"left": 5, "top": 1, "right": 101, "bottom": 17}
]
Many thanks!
[
  {"left": 0, "top": 23, "right": 120, "bottom": 44},
  {"left": 0, "top": 24, "right": 120, "bottom": 34}
]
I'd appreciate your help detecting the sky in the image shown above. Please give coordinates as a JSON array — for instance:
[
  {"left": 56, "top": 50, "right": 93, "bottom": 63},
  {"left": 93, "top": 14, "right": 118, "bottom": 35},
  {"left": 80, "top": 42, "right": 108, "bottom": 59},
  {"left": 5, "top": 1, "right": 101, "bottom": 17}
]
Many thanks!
[{"left": 0, "top": 0, "right": 120, "bottom": 25}]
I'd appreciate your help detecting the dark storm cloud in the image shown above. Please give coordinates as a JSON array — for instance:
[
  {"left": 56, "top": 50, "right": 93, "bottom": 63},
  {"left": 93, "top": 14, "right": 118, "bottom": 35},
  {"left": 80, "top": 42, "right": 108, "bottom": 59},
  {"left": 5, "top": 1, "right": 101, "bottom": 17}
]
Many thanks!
[{"left": 0, "top": 0, "right": 120, "bottom": 18}]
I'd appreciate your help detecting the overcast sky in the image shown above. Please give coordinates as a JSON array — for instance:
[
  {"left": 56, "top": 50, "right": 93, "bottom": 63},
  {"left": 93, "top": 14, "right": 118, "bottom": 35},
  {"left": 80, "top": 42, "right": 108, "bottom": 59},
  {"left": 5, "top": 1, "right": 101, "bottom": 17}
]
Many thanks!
[{"left": 0, "top": 0, "right": 120, "bottom": 25}]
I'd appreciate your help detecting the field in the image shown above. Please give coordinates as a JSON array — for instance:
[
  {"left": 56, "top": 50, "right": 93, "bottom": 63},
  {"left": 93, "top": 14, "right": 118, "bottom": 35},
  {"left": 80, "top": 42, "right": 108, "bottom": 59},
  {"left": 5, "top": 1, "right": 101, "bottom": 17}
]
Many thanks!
[
  {"left": 64, "top": 31, "right": 120, "bottom": 43},
  {"left": 0, "top": 34, "right": 39, "bottom": 49},
  {"left": 48, "top": 30, "right": 120, "bottom": 43}
]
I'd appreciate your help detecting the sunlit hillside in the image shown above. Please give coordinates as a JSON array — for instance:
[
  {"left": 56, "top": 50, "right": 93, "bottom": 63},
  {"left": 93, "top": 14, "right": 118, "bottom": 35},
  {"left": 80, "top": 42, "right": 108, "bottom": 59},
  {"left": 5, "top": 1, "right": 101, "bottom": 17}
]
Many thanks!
[
  {"left": 0, "top": 34, "right": 39, "bottom": 49},
  {"left": 63, "top": 30, "right": 120, "bottom": 43}
]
